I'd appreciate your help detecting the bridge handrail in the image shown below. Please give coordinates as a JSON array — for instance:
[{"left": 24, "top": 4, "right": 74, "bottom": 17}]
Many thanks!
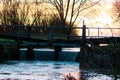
[
  {"left": 0, "top": 25, "right": 120, "bottom": 39},
  {"left": 87, "top": 27, "right": 120, "bottom": 37}
]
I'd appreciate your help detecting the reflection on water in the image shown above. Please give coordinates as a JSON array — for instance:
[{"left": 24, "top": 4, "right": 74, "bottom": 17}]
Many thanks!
[{"left": 0, "top": 61, "right": 116, "bottom": 80}]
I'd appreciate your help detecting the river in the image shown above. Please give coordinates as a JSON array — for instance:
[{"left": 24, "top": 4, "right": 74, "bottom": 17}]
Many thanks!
[
  {"left": 0, "top": 60, "right": 114, "bottom": 80},
  {"left": 0, "top": 48, "right": 117, "bottom": 80}
]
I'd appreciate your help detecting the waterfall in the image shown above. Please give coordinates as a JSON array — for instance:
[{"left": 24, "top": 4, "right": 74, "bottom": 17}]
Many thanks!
[
  {"left": 59, "top": 48, "right": 80, "bottom": 61},
  {"left": 20, "top": 48, "right": 80, "bottom": 61},
  {"left": 20, "top": 48, "right": 27, "bottom": 60},
  {"left": 34, "top": 48, "right": 54, "bottom": 60}
]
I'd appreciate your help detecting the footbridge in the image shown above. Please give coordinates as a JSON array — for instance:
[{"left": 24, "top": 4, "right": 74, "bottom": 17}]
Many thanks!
[
  {"left": 0, "top": 25, "right": 120, "bottom": 47},
  {"left": 0, "top": 24, "right": 120, "bottom": 61}
]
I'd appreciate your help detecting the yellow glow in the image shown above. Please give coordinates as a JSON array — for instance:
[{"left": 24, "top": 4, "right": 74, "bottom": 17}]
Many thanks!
[
  {"left": 76, "top": 0, "right": 120, "bottom": 36},
  {"left": 0, "top": 0, "right": 119, "bottom": 37}
]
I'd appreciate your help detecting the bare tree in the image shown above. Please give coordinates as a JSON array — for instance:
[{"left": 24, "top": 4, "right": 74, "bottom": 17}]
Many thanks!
[
  {"left": 48, "top": 0, "right": 101, "bottom": 39},
  {"left": 49, "top": 0, "right": 101, "bottom": 26},
  {"left": 113, "top": 0, "right": 120, "bottom": 22},
  {"left": 0, "top": 0, "right": 19, "bottom": 25},
  {"left": 18, "top": 0, "right": 30, "bottom": 25},
  {"left": 0, "top": 0, "right": 31, "bottom": 33},
  {"left": 31, "top": 0, "right": 42, "bottom": 26},
  {"left": 0, "top": 0, "right": 30, "bottom": 25}
]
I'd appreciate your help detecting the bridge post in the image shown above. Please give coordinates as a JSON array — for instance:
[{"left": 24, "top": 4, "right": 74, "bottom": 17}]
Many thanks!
[
  {"left": 27, "top": 25, "right": 31, "bottom": 41},
  {"left": 77, "top": 20, "right": 89, "bottom": 69},
  {"left": 26, "top": 46, "right": 34, "bottom": 60},
  {"left": 81, "top": 21, "right": 86, "bottom": 46},
  {"left": 16, "top": 41, "right": 20, "bottom": 60},
  {"left": 49, "top": 26, "right": 54, "bottom": 42},
  {"left": 0, "top": 44, "right": 4, "bottom": 62},
  {"left": 98, "top": 27, "right": 99, "bottom": 37},
  {"left": 54, "top": 46, "right": 62, "bottom": 61},
  {"left": 14, "top": 26, "right": 21, "bottom": 60}
]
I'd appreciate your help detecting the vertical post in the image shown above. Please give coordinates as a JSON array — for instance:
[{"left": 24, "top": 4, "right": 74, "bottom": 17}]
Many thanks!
[
  {"left": 0, "top": 44, "right": 4, "bottom": 62},
  {"left": 81, "top": 20, "right": 86, "bottom": 46},
  {"left": 98, "top": 27, "right": 99, "bottom": 37},
  {"left": 16, "top": 25, "right": 20, "bottom": 60},
  {"left": 26, "top": 46, "right": 34, "bottom": 60},
  {"left": 17, "top": 25, "right": 20, "bottom": 42},
  {"left": 78, "top": 21, "right": 89, "bottom": 80},
  {"left": 27, "top": 25, "right": 31, "bottom": 41},
  {"left": 49, "top": 26, "right": 53, "bottom": 41},
  {"left": 16, "top": 41, "right": 20, "bottom": 60},
  {"left": 78, "top": 20, "right": 88, "bottom": 68},
  {"left": 54, "top": 46, "right": 62, "bottom": 61},
  {"left": 76, "top": 20, "right": 87, "bottom": 62}
]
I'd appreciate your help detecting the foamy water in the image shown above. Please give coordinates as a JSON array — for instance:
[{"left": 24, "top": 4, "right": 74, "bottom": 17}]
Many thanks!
[
  {"left": 20, "top": 48, "right": 80, "bottom": 52},
  {"left": 0, "top": 61, "right": 79, "bottom": 80},
  {"left": 0, "top": 61, "right": 116, "bottom": 80},
  {"left": 0, "top": 48, "right": 118, "bottom": 80}
]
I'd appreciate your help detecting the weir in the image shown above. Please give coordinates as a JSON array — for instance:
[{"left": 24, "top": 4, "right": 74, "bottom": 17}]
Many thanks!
[
  {"left": 20, "top": 48, "right": 79, "bottom": 61},
  {"left": 0, "top": 24, "right": 120, "bottom": 62}
]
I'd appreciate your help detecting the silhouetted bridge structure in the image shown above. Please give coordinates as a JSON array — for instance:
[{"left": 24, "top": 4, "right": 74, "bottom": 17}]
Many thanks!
[
  {"left": 0, "top": 25, "right": 120, "bottom": 47},
  {"left": 0, "top": 24, "right": 120, "bottom": 61}
]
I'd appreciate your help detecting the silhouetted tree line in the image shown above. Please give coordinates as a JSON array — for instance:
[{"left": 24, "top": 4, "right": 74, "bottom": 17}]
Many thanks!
[{"left": 0, "top": 0, "right": 101, "bottom": 40}]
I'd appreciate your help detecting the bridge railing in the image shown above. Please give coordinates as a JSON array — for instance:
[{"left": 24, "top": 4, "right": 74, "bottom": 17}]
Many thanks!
[
  {"left": 0, "top": 25, "right": 120, "bottom": 41},
  {"left": 0, "top": 25, "right": 83, "bottom": 40},
  {"left": 87, "top": 27, "right": 120, "bottom": 37}
]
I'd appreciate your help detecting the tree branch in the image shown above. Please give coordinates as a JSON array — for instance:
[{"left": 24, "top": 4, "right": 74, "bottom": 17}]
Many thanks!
[{"left": 64, "top": 0, "right": 70, "bottom": 22}]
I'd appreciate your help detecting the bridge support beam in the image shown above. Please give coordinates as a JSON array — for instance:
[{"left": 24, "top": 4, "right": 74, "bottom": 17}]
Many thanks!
[
  {"left": 27, "top": 25, "right": 31, "bottom": 41},
  {"left": 54, "top": 46, "right": 62, "bottom": 61},
  {"left": 0, "top": 44, "right": 4, "bottom": 62},
  {"left": 26, "top": 46, "right": 34, "bottom": 60},
  {"left": 78, "top": 21, "right": 88, "bottom": 67},
  {"left": 15, "top": 42, "right": 20, "bottom": 60},
  {"left": 79, "top": 45, "right": 90, "bottom": 68}
]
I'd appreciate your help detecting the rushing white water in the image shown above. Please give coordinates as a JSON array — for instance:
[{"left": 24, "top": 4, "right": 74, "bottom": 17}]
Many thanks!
[
  {"left": 0, "top": 48, "right": 118, "bottom": 80},
  {"left": 0, "top": 61, "right": 115, "bottom": 80},
  {"left": 20, "top": 48, "right": 80, "bottom": 52},
  {"left": 0, "top": 61, "right": 79, "bottom": 80}
]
